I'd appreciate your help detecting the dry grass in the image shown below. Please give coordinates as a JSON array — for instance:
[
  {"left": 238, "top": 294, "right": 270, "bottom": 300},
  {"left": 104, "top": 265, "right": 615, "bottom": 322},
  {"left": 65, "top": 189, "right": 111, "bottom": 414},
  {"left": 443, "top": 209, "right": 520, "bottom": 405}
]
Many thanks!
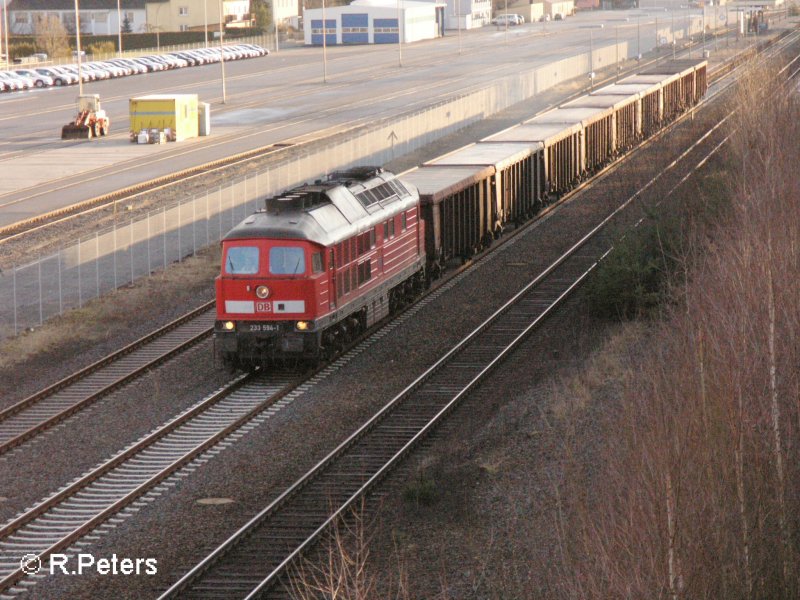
[{"left": 0, "top": 247, "right": 220, "bottom": 370}]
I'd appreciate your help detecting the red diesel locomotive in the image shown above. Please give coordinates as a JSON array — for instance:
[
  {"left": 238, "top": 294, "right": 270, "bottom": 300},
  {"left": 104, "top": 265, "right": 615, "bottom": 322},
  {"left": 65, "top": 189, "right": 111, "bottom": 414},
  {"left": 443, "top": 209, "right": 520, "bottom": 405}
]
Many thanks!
[{"left": 215, "top": 167, "right": 427, "bottom": 369}]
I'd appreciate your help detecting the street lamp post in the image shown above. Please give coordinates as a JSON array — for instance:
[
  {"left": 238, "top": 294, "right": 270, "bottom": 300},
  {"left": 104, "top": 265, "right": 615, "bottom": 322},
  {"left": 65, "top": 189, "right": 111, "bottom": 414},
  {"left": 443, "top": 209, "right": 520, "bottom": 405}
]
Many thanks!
[
  {"left": 204, "top": 0, "right": 208, "bottom": 47},
  {"left": 3, "top": 0, "right": 10, "bottom": 70},
  {"left": 456, "top": 0, "right": 461, "bottom": 55},
  {"left": 273, "top": 0, "right": 279, "bottom": 52},
  {"left": 322, "top": 0, "right": 327, "bottom": 82},
  {"left": 73, "top": 0, "right": 84, "bottom": 95},
  {"left": 397, "top": 0, "right": 402, "bottom": 67},
  {"left": 671, "top": 7, "right": 675, "bottom": 59},
  {"left": 218, "top": 0, "right": 226, "bottom": 102},
  {"left": 154, "top": 3, "right": 164, "bottom": 51},
  {"left": 504, "top": 0, "right": 508, "bottom": 45},
  {"left": 116, "top": 0, "right": 123, "bottom": 56},
  {"left": 589, "top": 29, "right": 594, "bottom": 90},
  {"left": 637, "top": 14, "right": 640, "bottom": 60}
]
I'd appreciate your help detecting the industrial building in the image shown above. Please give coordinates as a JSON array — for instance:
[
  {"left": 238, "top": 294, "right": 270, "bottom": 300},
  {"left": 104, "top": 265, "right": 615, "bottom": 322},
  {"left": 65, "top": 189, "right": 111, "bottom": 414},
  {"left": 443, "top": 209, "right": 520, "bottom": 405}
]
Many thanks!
[{"left": 303, "top": 0, "right": 446, "bottom": 45}]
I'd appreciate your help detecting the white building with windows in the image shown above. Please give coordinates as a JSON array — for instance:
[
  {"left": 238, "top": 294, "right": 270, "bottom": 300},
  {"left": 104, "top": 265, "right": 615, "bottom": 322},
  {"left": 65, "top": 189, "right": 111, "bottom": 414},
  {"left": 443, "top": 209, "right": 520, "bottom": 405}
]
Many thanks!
[
  {"left": 7, "top": 0, "right": 253, "bottom": 35},
  {"left": 7, "top": 0, "right": 146, "bottom": 35},
  {"left": 303, "top": 0, "right": 445, "bottom": 45},
  {"left": 446, "top": 0, "right": 492, "bottom": 29}
]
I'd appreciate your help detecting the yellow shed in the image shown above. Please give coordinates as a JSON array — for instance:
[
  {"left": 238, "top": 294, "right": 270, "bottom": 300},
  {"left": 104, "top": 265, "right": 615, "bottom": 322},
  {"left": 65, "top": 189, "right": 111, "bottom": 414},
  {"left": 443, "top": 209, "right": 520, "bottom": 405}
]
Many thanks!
[{"left": 129, "top": 94, "right": 199, "bottom": 142}]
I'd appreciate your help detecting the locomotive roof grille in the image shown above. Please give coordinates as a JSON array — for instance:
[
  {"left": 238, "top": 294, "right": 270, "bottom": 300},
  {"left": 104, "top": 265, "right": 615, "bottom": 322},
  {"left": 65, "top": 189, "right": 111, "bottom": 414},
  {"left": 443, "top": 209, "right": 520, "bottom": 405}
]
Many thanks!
[{"left": 355, "top": 180, "right": 408, "bottom": 209}]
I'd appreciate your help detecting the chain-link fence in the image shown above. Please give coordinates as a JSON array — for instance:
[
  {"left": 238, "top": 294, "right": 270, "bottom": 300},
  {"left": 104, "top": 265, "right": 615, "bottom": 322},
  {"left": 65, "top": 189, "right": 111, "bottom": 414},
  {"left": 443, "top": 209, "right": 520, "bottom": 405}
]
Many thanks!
[{"left": 0, "top": 27, "right": 721, "bottom": 340}]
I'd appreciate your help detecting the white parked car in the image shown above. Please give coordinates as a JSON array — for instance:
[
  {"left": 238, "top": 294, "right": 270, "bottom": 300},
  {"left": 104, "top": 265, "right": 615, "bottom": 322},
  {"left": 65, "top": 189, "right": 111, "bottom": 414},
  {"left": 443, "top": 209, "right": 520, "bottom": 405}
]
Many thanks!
[
  {"left": 491, "top": 13, "right": 524, "bottom": 25},
  {"left": 14, "top": 68, "right": 53, "bottom": 87}
]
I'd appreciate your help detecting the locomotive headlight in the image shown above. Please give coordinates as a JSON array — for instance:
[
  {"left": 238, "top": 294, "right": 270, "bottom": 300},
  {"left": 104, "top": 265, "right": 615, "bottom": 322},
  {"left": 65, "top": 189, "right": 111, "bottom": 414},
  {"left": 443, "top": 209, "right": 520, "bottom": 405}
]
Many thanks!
[
  {"left": 296, "top": 321, "right": 310, "bottom": 331},
  {"left": 255, "top": 285, "right": 270, "bottom": 299},
  {"left": 223, "top": 321, "right": 236, "bottom": 331}
]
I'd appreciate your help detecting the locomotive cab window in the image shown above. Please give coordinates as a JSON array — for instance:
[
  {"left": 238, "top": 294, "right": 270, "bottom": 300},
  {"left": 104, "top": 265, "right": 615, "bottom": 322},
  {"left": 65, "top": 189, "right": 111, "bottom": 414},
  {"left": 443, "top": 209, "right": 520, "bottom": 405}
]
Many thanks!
[
  {"left": 225, "top": 246, "right": 259, "bottom": 275},
  {"left": 269, "top": 246, "right": 306, "bottom": 275}
]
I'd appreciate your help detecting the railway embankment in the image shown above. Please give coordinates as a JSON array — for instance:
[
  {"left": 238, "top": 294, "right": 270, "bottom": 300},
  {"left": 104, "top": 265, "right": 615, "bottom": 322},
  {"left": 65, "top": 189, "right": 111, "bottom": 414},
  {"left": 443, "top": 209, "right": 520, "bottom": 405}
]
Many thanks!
[{"left": 360, "top": 66, "right": 800, "bottom": 599}]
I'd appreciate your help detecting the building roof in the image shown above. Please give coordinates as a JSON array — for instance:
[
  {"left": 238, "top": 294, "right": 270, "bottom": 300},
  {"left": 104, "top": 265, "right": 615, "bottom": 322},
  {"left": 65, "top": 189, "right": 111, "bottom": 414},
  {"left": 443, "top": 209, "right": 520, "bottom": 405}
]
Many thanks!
[{"left": 9, "top": 0, "right": 147, "bottom": 9}]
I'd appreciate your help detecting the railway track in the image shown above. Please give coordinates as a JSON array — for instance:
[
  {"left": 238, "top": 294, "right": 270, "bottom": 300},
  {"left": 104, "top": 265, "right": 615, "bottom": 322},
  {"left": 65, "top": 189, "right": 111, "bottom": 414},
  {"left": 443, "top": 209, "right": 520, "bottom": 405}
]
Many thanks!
[
  {"left": 156, "top": 39, "right": 800, "bottom": 599},
  {"left": 0, "top": 32, "right": 794, "bottom": 599},
  {"left": 0, "top": 302, "right": 215, "bottom": 457},
  {"left": 157, "top": 118, "right": 723, "bottom": 600},
  {"left": 0, "top": 29, "right": 738, "bottom": 245}
]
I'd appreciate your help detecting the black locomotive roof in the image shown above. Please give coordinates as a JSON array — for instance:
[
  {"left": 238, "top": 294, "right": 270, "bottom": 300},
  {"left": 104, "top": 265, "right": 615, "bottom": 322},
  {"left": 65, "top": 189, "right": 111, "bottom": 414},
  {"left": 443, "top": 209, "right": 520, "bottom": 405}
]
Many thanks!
[{"left": 223, "top": 168, "right": 419, "bottom": 247}]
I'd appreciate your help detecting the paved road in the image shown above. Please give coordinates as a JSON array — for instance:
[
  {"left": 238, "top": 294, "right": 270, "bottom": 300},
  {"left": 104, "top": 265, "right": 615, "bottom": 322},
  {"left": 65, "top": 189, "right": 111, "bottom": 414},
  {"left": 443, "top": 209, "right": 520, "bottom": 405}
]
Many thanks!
[{"left": 0, "top": 6, "right": 722, "bottom": 229}]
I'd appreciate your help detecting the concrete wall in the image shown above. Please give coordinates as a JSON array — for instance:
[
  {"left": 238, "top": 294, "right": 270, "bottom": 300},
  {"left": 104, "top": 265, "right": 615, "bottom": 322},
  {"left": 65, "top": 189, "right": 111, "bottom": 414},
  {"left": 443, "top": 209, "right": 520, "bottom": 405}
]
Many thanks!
[{"left": 0, "top": 26, "right": 716, "bottom": 338}]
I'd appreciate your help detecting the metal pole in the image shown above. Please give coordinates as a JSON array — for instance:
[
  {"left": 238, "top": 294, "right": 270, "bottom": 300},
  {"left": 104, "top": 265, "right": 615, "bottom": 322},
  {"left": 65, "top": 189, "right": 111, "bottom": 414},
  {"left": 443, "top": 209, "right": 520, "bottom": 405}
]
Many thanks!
[
  {"left": 637, "top": 15, "right": 640, "bottom": 60},
  {"left": 58, "top": 249, "right": 63, "bottom": 315},
  {"left": 457, "top": 0, "right": 461, "bottom": 55},
  {"left": 589, "top": 30, "right": 593, "bottom": 90},
  {"left": 397, "top": 0, "right": 402, "bottom": 66},
  {"left": 38, "top": 258, "right": 42, "bottom": 326},
  {"left": 219, "top": 0, "right": 227, "bottom": 102},
  {"left": 671, "top": 8, "right": 675, "bottom": 60},
  {"left": 504, "top": 0, "right": 508, "bottom": 45},
  {"left": 129, "top": 218, "right": 134, "bottom": 283},
  {"left": 0, "top": 2, "right": 4, "bottom": 71},
  {"left": 74, "top": 0, "right": 84, "bottom": 95},
  {"left": 117, "top": 0, "right": 122, "bottom": 56},
  {"left": 3, "top": 0, "right": 10, "bottom": 71},
  {"left": 273, "top": 0, "right": 279, "bottom": 52},
  {"left": 13, "top": 265, "right": 17, "bottom": 336},
  {"left": 204, "top": 0, "right": 208, "bottom": 46},
  {"left": 322, "top": 0, "right": 327, "bottom": 82}
]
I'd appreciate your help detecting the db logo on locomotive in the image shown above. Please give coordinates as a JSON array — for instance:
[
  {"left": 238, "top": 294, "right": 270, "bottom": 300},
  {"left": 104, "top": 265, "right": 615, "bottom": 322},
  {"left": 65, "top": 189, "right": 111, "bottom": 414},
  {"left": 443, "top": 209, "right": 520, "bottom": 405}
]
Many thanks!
[{"left": 256, "top": 301, "right": 272, "bottom": 313}]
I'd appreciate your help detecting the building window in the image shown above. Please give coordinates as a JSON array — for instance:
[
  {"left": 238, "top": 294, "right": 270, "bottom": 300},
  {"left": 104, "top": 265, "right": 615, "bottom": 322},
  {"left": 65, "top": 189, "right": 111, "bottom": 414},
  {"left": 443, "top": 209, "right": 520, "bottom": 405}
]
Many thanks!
[
  {"left": 180, "top": 24, "right": 189, "bottom": 30},
  {"left": 179, "top": 6, "right": 189, "bottom": 16},
  {"left": 94, "top": 12, "right": 108, "bottom": 23},
  {"left": 15, "top": 12, "right": 29, "bottom": 24}
]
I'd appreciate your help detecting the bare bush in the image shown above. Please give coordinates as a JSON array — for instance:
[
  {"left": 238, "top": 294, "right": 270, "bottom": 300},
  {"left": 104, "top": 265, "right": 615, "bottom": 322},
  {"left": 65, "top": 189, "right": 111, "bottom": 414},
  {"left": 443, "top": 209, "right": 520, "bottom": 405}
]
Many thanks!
[{"left": 555, "top": 62, "right": 800, "bottom": 599}]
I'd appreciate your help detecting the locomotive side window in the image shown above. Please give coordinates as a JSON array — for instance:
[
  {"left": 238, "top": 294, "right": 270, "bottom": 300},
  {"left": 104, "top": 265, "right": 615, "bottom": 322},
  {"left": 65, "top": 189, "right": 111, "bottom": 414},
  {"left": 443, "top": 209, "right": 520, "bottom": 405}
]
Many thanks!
[
  {"left": 358, "top": 260, "right": 372, "bottom": 285},
  {"left": 370, "top": 228, "right": 376, "bottom": 248},
  {"left": 401, "top": 212, "right": 407, "bottom": 231},
  {"left": 225, "top": 246, "right": 259, "bottom": 275},
  {"left": 312, "top": 252, "right": 323, "bottom": 274},
  {"left": 383, "top": 222, "right": 389, "bottom": 240},
  {"left": 269, "top": 247, "right": 306, "bottom": 275}
]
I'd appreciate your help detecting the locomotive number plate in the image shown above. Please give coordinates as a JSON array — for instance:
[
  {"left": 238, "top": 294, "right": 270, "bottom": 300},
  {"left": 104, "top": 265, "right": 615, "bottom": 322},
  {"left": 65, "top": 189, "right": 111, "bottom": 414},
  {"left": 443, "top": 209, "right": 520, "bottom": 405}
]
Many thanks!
[{"left": 245, "top": 323, "right": 279, "bottom": 332}]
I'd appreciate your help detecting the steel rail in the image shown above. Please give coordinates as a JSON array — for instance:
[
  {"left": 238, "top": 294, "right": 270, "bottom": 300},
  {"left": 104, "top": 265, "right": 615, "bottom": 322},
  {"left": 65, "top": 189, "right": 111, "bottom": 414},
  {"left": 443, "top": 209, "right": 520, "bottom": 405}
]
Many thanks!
[
  {"left": 0, "top": 34, "right": 793, "bottom": 598},
  {"left": 0, "top": 28, "right": 740, "bottom": 244},
  {"left": 0, "top": 301, "right": 215, "bottom": 456},
  {"left": 158, "top": 59, "right": 763, "bottom": 600}
]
